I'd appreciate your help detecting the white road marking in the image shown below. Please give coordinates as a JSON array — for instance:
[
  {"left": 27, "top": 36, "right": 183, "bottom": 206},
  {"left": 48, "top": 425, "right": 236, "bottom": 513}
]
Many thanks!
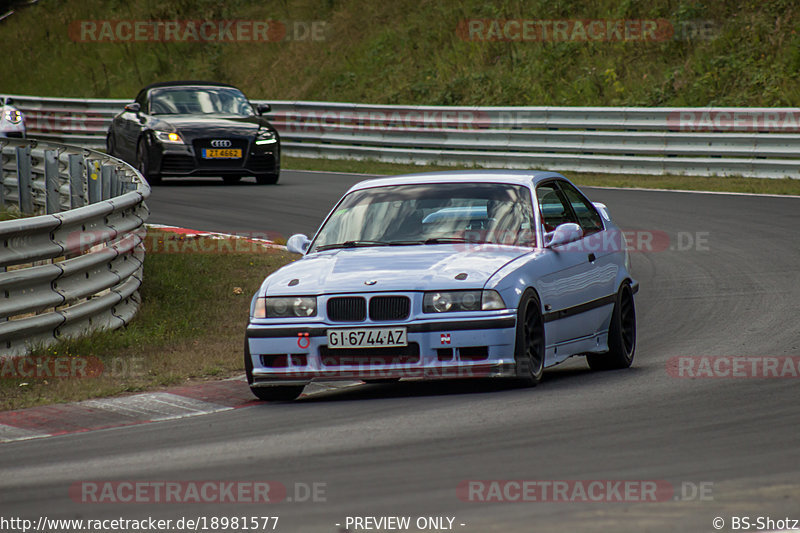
[
  {"left": 289, "top": 169, "right": 800, "bottom": 199},
  {"left": 583, "top": 185, "right": 800, "bottom": 199},
  {"left": 0, "top": 424, "right": 51, "bottom": 443},
  {"left": 286, "top": 168, "right": 379, "bottom": 177},
  {"left": 146, "top": 224, "right": 287, "bottom": 249},
  {"left": 0, "top": 382, "right": 367, "bottom": 443},
  {"left": 81, "top": 392, "right": 231, "bottom": 421}
]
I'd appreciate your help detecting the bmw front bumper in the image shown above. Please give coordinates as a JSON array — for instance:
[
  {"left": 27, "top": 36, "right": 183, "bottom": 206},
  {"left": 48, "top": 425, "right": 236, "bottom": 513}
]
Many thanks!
[{"left": 245, "top": 312, "right": 519, "bottom": 387}]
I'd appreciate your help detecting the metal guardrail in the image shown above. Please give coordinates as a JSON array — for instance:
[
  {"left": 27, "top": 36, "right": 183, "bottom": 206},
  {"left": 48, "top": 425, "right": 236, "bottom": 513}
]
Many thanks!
[
  {"left": 2, "top": 93, "right": 799, "bottom": 178},
  {"left": 0, "top": 138, "right": 150, "bottom": 357}
]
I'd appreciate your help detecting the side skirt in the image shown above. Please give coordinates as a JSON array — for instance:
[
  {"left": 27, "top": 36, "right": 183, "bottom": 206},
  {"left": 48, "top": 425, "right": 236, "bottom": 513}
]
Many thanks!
[{"left": 545, "top": 330, "right": 610, "bottom": 367}]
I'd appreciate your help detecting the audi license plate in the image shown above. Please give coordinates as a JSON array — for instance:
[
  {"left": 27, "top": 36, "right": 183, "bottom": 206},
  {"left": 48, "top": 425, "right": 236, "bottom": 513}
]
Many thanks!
[
  {"left": 327, "top": 327, "right": 407, "bottom": 349},
  {"left": 202, "top": 148, "right": 242, "bottom": 159}
]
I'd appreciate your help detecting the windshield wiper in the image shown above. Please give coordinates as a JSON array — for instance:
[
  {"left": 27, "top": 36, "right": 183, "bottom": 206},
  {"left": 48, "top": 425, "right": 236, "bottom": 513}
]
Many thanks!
[
  {"left": 423, "top": 237, "right": 470, "bottom": 244},
  {"left": 386, "top": 237, "right": 491, "bottom": 245},
  {"left": 316, "top": 240, "right": 390, "bottom": 251},
  {"left": 385, "top": 240, "right": 427, "bottom": 246}
]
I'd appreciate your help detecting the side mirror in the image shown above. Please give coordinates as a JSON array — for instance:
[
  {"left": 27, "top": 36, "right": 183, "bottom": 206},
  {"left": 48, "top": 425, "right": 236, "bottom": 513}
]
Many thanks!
[
  {"left": 256, "top": 103, "right": 271, "bottom": 115},
  {"left": 545, "top": 223, "right": 583, "bottom": 248},
  {"left": 286, "top": 234, "right": 311, "bottom": 254},
  {"left": 124, "top": 102, "right": 141, "bottom": 114},
  {"left": 592, "top": 202, "right": 611, "bottom": 222}
]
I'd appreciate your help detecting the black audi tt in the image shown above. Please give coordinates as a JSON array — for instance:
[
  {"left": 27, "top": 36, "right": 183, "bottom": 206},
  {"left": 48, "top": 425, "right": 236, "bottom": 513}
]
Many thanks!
[{"left": 107, "top": 81, "right": 280, "bottom": 185}]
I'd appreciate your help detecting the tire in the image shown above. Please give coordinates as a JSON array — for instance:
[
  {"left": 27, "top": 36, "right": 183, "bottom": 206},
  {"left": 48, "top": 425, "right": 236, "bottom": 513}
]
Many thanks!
[
  {"left": 244, "top": 338, "right": 304, "bottom": 401},
  {"left": 587, "top": 282, "right": 636, "bottom": 371},
  {"left": 137, "top": 138, "right": 162, "bottom": 186},
  {"left": 514, "top": 289, "right": 545, "bottom": 386},
  {"left": 255, "top": 173, "right": 279, "bottom": 185},
  {"left": 222, "top": 176, "right": 242, "bottom": 185}
]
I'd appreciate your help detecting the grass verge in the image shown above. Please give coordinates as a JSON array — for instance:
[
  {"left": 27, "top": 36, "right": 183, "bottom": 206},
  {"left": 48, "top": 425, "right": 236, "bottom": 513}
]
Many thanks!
[
  {"left": 283, "top": 156, "right": 800, "bottom": 196},
  {"left": 1, "top": 1, "right": 797, "bottom": 107},
  {"left": 0, "top": 207, "right": 23, "bottom": 221},
  {"left": 0, "top": 230, "right": 295, "bottom": 411}
]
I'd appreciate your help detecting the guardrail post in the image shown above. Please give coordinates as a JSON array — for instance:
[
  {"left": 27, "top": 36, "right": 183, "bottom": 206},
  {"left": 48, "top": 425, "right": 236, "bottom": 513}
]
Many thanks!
[
  {"left": 101, "top": 164, "right": 112, "bottom": 200},
  {"left": 68, "top": 153, "right": 86, "bottom": 208},
  {"left": 87, "top": 160, "right": 101, "bottom": 203},
  {"left": 45, "top": 149, "right": 60, "bottom": 214},
  {"left": 0, "top": 141, "right": 5, "bottom": 207},
  {"left": 0, "top": 155, "right": 4, "bottom": 208},
  {"left": 15, "top": 145, "right": 33, "bottom": 215},
  {"left": 110, "top": 166, "right": 120, "bottom": 198},
  {"left": 0, "top": 265, "right": 5, "bottom": 323}
]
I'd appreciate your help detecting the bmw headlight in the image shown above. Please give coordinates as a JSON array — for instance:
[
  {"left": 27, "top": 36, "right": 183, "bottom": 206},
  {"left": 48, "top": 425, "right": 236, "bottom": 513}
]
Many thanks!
[
  {"left": 153, "top": 130, "right": 184, "bottom": 143},
  {"left": 253, "top": 296, "right": 317, "bottom": 318},
  {"left": 255, "top": 127, "right": 277, "bottom": 145},
  {"left": 423, "top": 290, "right": 505, "bottom": 313},
  {"left": 3, "top": 109, "right": 22, "bottom": 124}
]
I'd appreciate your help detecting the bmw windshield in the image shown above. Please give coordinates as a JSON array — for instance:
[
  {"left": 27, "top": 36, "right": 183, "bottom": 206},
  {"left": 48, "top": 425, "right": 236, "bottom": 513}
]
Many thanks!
[
  {"left": 310, "top": 182, "right": 537, "bottom": 252},
  {"left": 149, "top": 87, "right": 254, "bottom": 116}
]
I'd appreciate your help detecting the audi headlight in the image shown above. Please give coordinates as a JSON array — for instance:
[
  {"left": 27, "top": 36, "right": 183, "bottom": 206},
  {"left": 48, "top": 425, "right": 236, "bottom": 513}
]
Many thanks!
[
  {"left": 154, "top": 130, "right": 184, "bottom": 143},
  {"left": 255, "top": 128, "right": 277, "bottom": 145},
  {"left": 423, "top": 290, "right": 505, "bottom": 313},
  {"left": 3, "top": 109, "right": 22, "bottom": 124},
  {"left": 254, "top": 296, "right": 317, "bottom": 318}
]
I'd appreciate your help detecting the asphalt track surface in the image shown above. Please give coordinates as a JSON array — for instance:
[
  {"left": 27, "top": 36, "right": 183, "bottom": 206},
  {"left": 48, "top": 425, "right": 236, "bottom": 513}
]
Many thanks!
[{"left": 1, "top": 170, "right": 799, "bottom": 532}]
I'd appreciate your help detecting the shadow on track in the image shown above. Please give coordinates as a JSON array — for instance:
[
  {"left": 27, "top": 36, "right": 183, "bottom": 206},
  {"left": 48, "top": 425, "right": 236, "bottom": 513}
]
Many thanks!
[
  {"left": 299, "top": 379, "right": 520, "bottom": 403},
  {"left": 282, "top": 362, "right": 640, "bottom": 404},
  {"left": 153, "top": 177, "right": 271, "bottom": 187}
]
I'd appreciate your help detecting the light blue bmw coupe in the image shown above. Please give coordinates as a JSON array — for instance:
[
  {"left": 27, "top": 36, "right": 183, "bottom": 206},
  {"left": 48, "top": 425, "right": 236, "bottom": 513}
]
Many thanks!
[{"left": 245, "top": 171, "right": 638, "bottom": 400}]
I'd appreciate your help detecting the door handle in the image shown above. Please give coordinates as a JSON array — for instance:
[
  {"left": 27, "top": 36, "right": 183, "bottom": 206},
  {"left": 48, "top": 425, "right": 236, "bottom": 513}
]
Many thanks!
[{"left": 588, "top": 253, "right": 596, "bottom": 262}]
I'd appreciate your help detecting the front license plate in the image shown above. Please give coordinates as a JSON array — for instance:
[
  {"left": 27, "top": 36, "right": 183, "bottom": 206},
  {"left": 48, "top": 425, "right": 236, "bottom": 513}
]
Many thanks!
[
  {"left": 202, "top": 148, "right": 242, "bottom": 159},
  {"left": 327, "top": 327, "right": 407, "bottom": 349}
]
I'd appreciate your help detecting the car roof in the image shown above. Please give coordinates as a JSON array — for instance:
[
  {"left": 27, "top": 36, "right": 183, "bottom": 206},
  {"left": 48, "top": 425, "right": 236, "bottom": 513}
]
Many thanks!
[
  {"left": 347, "top": 170, "right": 569, "bottom": 192},
  {"left": 141, "top": 80, "right": 240, "bottom": 92}
]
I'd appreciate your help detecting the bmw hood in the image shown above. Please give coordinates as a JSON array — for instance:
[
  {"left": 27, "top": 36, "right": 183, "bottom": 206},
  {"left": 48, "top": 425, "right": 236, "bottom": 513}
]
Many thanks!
[{"left": 262, "top": 245, "right": 533, "bottom": 295}]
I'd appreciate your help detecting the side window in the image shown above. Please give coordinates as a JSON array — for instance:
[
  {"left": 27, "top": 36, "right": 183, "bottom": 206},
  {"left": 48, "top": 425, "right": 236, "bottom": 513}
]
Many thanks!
[
  {"left": 536, "top": 182, "right": 577, "bottom": 232},
  {"left": 135, "top": 91, "right": 147, "bottom": 111},
  {"left": 557, "top": 181, "right": 604, "bottom": 236}
]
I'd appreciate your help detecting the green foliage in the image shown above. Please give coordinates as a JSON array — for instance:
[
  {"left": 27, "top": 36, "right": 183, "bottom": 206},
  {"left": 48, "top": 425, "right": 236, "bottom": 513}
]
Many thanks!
[{"left": 0, "top": 0, "right": 796, "bottom": 105}]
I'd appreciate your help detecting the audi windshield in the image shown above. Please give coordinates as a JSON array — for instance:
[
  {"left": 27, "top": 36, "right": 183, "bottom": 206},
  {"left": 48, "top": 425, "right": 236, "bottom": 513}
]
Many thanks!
[{"left": 148, "top": 87, "right": 255, "bottom": 116}]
